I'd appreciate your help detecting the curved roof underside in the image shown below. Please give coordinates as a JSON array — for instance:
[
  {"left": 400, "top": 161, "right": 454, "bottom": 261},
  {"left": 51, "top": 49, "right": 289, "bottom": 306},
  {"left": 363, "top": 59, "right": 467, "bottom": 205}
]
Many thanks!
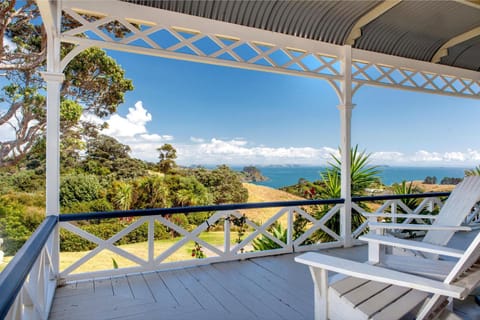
[{"left": 121, "top": 0, "right": 480, "bottom": 72}]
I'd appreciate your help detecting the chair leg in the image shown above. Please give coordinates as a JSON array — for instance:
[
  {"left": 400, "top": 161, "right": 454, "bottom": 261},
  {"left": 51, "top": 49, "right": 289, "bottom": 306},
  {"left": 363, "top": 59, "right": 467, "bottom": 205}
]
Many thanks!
[{"left": 309, "top": 267, "right": 328, "bottom": 320}]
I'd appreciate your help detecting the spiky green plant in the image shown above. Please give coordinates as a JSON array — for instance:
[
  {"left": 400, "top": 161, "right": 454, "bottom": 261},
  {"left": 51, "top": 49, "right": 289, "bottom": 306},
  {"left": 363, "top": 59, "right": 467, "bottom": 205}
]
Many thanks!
[
  {"left": 306, "top": 145, "right": 382, "bottom": 243},
  {"left": 391, "top": 180, "right": 422, "bottom": 211},
  {"left": 328, "top": 145, "right": 382, "bottom": 195},
  {"left": 113, "top": 181, "right": 132, "bottom": 211},
  {"left": 465, "top": 165, "right": 480, "bottom": 176},
  {"left": 252, "top": 222, "right": 287, "bottom": 251}
]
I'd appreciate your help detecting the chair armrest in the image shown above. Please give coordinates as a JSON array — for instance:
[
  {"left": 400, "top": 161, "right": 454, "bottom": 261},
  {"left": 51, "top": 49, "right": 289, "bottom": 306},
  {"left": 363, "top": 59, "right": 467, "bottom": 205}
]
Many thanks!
[
  {"left": 368, "top": 222, "right": 472, "bottom": 232},
  {"left": 295, "top": 252, "right": 466, "bottom": 299},
  {"left": 362, "top": 213, "right": 438, "bottom": 220},
  {"left": 359, "top": 234, "right": 465, "bottom": 258}
]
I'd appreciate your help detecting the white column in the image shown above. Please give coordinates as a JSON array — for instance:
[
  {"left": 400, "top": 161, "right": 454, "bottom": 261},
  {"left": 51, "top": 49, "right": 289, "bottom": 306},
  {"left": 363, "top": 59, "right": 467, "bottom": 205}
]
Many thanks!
[
  {"left": 41, "top": 72, "right": 64, "bottom": 216},
  {"left": 38, "top": 0, "right": 63, "bottom": 276},
  {"left": 338, "top": 45, "right": 355, "bottom": 247},
  {"left": 338, "top": 104, "right": 354, "bottom": 247}
]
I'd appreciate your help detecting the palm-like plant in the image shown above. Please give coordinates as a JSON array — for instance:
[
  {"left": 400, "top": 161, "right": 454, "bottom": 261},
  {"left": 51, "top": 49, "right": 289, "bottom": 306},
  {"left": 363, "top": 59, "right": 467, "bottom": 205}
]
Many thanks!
[
  {"left": 113, "top": 181, "right": 133, "bottom": 211},
  {"left": 391, "top": 180, "right": 422, "bottom": 211},
  {"left": 307, "top": 145, "right": 382, "bottom": 242},
  {"left": 465, "top": 165, "right": 480, "bottom": 176},
  {"left": 328, "top": 145, "right": 381, "bottom": 196}
]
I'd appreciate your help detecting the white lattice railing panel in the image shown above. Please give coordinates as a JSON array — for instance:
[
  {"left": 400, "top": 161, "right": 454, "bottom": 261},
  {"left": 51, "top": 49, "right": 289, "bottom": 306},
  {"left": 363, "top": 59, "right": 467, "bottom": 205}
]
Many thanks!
[
  {"left": 292, "top": 204, "right": 343, "bottom": 250},
  {"left": 60, "top": 7, "right": 343, "bottom": 79},
  {"left": 466, "top": 203, "right": 480, "bottom": 225},
  {"left": 352, "top": 60, "right": 480, "bottom": 98},
  {"left": 58, "top": 204, "right": 347, "bottom": 281},
  {"left": 352, "top": 196, "right": 446, "bottom": 239},
  {"left": 5, "top": 232, "right": 56, "bottom": 320}
]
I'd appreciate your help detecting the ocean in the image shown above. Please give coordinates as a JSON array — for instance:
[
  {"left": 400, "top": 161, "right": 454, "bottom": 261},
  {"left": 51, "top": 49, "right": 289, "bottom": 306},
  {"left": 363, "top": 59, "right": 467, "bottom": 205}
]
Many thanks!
[{"left": 233, "top": 166, "right": 469, "bottom": 189}]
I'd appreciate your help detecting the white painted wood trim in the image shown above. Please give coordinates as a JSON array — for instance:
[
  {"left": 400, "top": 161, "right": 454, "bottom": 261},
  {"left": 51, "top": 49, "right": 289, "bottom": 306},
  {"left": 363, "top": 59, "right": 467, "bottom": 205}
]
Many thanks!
[
  {"left": 359, "top": 234, "right": 465, "bottom": 258},
  {"left": 368, "top": 223, "right": 472, "bottom": 231},
  {"left": 295, "top": 252, "right": 466, "bottom": 298},
  {"left": 432, "top": 26, "right": 480, "bottom": 63},
  {"left": 345, "top": 0, "right": 402, "bottom": 45},
  {"left": 362, "top": 213, "right": 438, "bottom": 219}
]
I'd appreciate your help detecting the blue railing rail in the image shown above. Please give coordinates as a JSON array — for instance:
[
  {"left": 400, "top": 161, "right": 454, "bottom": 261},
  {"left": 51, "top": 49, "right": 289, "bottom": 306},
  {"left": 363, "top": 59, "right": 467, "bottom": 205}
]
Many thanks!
[
  {"left": 0, "top": 215, "right": 58, "bottom": 319},
  {"left": 58, "top": 192, "right": 451, "bottom": 222},
  {"left": 59, "top": 198, "right": 346, "bottom": 221},
  {"left": 352, "top": 192, "right": 450, "bottom": 202}
]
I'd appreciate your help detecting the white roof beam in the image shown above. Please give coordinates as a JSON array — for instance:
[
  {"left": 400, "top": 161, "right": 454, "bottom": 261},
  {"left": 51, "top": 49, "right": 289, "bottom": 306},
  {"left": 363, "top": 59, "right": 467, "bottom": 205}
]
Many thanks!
[
  {"left": 431, "top": 26, "right": 480, "bottom": 63},
  {"left": 345, "top": 0, "right": 402, "bottom": 46}
]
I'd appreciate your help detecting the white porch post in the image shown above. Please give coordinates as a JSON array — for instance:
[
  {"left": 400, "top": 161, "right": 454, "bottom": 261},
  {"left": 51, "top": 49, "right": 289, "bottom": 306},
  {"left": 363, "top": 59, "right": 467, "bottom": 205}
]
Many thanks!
[
  {"left": 338, "top": 45, "right": 355, "bottom": 248},
  {"left": 39, "top": 0, "right": 63, "bottom": 274}
]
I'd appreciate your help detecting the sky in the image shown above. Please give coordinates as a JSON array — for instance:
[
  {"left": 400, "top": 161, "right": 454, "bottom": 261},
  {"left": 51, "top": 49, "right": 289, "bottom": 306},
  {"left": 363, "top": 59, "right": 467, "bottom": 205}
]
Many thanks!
[
  {"left": 2, "top": 32, "right": 480, "bottom": 167},
  {"left": 83, "top": 49, "right": 480, "bottom": 167}
]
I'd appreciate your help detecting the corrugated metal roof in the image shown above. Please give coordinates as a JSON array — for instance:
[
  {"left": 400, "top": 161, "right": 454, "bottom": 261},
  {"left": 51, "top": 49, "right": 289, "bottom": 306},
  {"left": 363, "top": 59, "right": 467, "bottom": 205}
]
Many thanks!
[{"left": 121, "top": 0, "right": 480, "bottom": 72}]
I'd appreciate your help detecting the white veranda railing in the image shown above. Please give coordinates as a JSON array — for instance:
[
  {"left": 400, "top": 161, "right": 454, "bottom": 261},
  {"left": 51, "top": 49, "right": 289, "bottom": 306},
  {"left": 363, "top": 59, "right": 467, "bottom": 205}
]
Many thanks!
[{"left": 57, "top": 193, "right": 455, "bottom": 282}]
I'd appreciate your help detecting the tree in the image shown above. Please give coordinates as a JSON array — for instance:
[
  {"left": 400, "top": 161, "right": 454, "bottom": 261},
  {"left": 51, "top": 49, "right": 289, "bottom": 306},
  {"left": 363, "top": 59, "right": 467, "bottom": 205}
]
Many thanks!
[
  {"left": 157, "top": 143, "right": 177, "bottom": 173},
  {"left": 192, "top": 165, "right": 248, "bottom": 204},
  {"left": 83, "top": 134, "right": 146, "bottom": 178},
  {"left": 86, "top": 134, "right": 131, "bottom": 162},
  {"left": 0, "top": 1, "right": 134, "bottom": 166}
]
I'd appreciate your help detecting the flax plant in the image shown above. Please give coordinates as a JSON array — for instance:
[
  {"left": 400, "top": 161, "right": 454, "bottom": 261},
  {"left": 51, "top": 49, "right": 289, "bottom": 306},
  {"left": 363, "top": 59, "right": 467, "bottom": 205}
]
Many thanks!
[{"left": 311, "top": 145, "right": 381, "bottom": 242}]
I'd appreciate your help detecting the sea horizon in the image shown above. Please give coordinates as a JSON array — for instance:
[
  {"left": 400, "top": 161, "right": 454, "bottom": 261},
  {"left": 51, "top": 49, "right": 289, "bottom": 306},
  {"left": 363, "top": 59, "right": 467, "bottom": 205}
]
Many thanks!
[{"left": 228, "top": 165, "right": 469, "bottom": 189}]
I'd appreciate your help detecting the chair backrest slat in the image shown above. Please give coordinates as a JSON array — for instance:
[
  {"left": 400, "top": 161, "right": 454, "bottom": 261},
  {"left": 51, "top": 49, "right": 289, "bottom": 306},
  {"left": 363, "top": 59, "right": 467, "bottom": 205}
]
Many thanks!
[
  {"left": 445, "top": 231, "right": 480, "bottom": 284},
  {"left": 423, "top": 176, "right": 480, "bottom": 246}
]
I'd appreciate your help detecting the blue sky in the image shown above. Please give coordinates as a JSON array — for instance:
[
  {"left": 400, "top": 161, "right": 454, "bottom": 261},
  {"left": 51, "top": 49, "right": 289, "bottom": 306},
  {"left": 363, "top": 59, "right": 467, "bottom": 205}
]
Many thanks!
[
  {"left": 2, "top": 30, "right": 479, "bottom": 167},
  {"left": 93, "top": 49, "right": 480, "bottom": 167}
]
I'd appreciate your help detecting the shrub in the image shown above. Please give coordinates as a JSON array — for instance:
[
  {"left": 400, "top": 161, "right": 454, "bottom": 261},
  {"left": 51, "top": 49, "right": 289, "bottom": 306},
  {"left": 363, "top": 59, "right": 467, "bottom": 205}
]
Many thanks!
[
  {"left": 0, "top": 200, "right": 43, "bottom": 255},
  {"left": 60, "top": 174, "right": 102, "bottom": 207},
  {"left": 62, "top": 198, "right": 113, "bottom": 214},
  {"left": 60, "top": 219, "right": 169, "bottom": 252},
  {"left": 186, "top": 212, "right": 213, "bottom": 226},
  {"left": 10, "top": 170, "right": 45, "bottom": 192}
]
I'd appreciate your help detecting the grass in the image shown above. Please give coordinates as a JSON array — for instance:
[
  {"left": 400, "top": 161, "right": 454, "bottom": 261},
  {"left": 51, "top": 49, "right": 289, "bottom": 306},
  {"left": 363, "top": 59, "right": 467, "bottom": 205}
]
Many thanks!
[
  {"left": 241, "top": 183, "right": 304, "bottom": 225},
  {"left": 0, "top": 256, "right": 12, "bottom": 272}
]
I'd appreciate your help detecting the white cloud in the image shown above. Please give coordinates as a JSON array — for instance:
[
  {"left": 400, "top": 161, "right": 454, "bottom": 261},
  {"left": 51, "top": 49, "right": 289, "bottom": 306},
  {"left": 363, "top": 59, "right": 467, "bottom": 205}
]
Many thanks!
[
  {"left": 103, "top": 101, "right": 151, "bottom": 138},
  {"left": 78, "top": 100, "right": 480, "bottom": 167},
  {"left": 371, "top": 151, "right": 405, "bottom": 163},
  {"left": 175, "top": 138, "right": 338, "bottom": 165},
  {"left": 3, "top": 36, "right": 17, "bottom": 52},
  {"left": 368, "top": 149, "right": 480, "bottom": 166},
  {"left": 81, "top": 101, "right": 174, "bottom": 161},
  {"left": 140, "top": 134, "right": 173, "bottom": 142},
  {"left": 190, "top": 137, "right": 205, "bottom": 143}
]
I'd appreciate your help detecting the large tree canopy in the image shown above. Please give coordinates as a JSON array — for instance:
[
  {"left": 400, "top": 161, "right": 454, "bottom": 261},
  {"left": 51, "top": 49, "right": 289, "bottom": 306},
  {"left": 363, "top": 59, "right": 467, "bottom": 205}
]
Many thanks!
[{"left": 0, "top": 0, "right": 133, "bottom": 166}]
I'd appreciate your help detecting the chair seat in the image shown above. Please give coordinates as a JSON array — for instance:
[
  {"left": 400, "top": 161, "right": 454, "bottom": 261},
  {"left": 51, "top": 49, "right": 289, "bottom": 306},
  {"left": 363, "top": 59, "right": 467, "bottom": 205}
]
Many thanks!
[{"left": 328, "top": 275, "right": 429, "bottom": 320}]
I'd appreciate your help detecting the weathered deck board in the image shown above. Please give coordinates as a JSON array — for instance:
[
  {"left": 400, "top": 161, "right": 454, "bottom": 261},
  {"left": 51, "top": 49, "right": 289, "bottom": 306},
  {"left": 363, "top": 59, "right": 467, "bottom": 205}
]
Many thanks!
[
  {"left": 49, "top": 232, "right": 480, "bottom": 320},
  {"left": 50, "top": 252, "right": 317, "bottom": 320}
]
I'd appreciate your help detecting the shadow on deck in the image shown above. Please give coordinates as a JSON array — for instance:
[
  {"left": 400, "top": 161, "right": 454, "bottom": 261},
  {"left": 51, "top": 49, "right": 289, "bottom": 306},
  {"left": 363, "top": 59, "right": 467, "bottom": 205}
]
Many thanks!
[{"left": 49, "top": 232, "right": 480, "bottom": 320}]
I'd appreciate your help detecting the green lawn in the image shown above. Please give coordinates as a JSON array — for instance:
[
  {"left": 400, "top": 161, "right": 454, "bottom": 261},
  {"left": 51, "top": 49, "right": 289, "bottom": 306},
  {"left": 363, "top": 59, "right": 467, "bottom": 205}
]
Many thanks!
[{"left": 1, "top": 231, "right": 249, "bottom": 275}]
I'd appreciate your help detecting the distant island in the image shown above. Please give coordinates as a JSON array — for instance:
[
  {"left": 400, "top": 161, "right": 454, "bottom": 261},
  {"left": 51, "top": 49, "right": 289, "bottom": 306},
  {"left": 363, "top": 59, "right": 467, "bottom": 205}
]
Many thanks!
[{"left": 241, "top": 166, "right": 269, "bottom": 182}]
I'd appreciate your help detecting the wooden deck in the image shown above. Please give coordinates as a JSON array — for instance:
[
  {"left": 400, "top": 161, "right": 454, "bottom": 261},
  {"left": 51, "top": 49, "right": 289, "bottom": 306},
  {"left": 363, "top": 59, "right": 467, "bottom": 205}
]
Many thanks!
[{"left": 49, "top": 233, "right": 480, "bottom": 320}]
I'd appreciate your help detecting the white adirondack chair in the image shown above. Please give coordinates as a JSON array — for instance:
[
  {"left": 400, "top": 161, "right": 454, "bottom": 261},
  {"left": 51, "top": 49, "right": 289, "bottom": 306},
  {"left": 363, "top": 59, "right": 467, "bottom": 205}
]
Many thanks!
[
  {"left": 365, "top": 176, "right": 480, "bottom": 264},
  {"left": 295, "top": 230, "right": 480, "bottom": 320}
]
